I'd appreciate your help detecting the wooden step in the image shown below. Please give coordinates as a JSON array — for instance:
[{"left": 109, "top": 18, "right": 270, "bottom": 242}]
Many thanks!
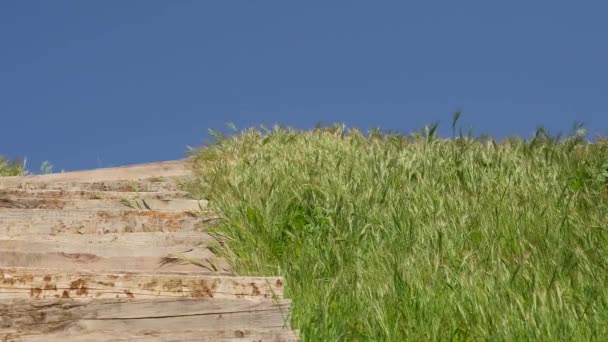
[
  {"left": 0, "top": 160, "right": 190, "bottom": 186},
  {"left": 0, "top": 209, "right": 218, "bottom": 235},
  {"left": 0, "top": 268, "right": 284, "bottom": 300},
  {"left": 1, "top": 328, "right": 299, "bottom": 342},
  {"left": 0, "top": 189, "right": 191, "bottom": 200},
  {"left": 4, "top": 179, "right": 183, "bottom": 192},
  {"left": 1, "top": 231, "right": 216, "bottom": 249},
  {"left": 0, "top": 197, "right": 207, "bottom": 211},
  {"left": 0, "top": 239, "right": 212, "bottom": 258},
  {"left": 0, "top": 298, "right": 291, "bottom": 334},
  {"left": 0, "top": 251, "right": 229, "bottom": 273}
]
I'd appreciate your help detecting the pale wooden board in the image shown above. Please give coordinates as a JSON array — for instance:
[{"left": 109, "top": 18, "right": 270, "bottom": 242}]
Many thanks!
[
  {"left": 0, "top": 231, "right": 216, "bottom": 250},
  {"left": 0, "top": 198, "right": 208, "bottom": 212},
  {"left": 0, "top": 209, "right": 218, "bottom": 235},
  {"left": 0, "top": 189, "right": 190, "bottom": 200},
  {"left": 0, "top": 268, "right": 284, "bottom": 300},
  {"left": 1, "top": 328, "right": 299, "bottom": 342},
  {"left": 2, "top": 180, "right": 182, "bottom": 193},
  {"left": 0, "top": 160, "right": 190, "bottom": 186},
  {"left": 0, "top": 238, "right": 214, "bottom": 258},
  {"left": 0, "top": 298, "right": 291, "bottom": 333},
  {"left": 0, "top": 251, "right": 229, "bottom": 273}
]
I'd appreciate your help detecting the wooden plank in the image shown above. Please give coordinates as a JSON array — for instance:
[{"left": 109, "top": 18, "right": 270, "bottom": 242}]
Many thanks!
[
  {"left": 0, "top": 251, "right": 229, "bottom": 273},
  {"left": 0, "top": 209, "right": 218, "bottom": 235},
  {"left": 0, "top": 198, "right": 208, "bottom": 212},
  {"left": 0, "top": 268, "right": 284, "bottom": 300},
  {"left": 0, "top": 189, "right": 190, "bottom": 200},
  {"left": 3, "top": 179, "right": 183, "bottom": 192},
  {"left": 0, "top": 298, "right": 291, "bottom": 333},
  {"left": 0, "top": 160, "right": 190, "bottom": 186},
  {"left": 0, "top": 231, "right": 215, "bottom": 249},
  {"left": 0, "top": 238, "right": 215, "bottom": 257},
  {"left": 1, "top": 328, "right": 299, "bottom": 342}
]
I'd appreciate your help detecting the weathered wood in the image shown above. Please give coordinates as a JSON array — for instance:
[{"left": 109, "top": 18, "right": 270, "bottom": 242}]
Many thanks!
[
  {"left": 0, "top": 231, "right": 216, "bottom": 252},
  {"left": 1, "top": 328, "right": 299, "bottom": 342},
  {"left": 0, "top": 160, "right": 190, "bottom": 186},
  {"left": 0, "top": 231, "right": 216, "bottom": 249},
  {"left": 1, "top": 179, "right": 184, "bottom": 192},
  {"left": 0, "top": 189, "right": 190, "bottom": 200},
  {"left": 0, "top": 160, "right": 298, "bottom": 340},
  {"left": 0, "top": 251, "right": 229, "bottom": 273},
  {"left": 0, "top": 239, "right": 215, "bottom": 258},
  {"left": 0, "top": 268, "right": 283, "bottom": 300},
  {"left": 0, "top": 298, "right": 291, "bottom": 333},
  {"left": 0, "top": 209, "right": 218, "bottom": 235},
  {"left": 0, "top": 198, "right": 207, "bottom": 212}
]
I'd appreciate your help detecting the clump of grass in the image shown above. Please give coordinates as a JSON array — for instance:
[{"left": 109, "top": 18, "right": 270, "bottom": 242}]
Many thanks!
[
  {"left": 188, "top": 121, "right": 608, "bottom": 340},
  {"left": 39, "top": 160, "right": 53, "bottom": 174},
  {"left": 0, "top": 156, "right": 24, "bottom": 176},
  {"left": 0, "top": 156, "right": 57, "bottom": 176}
]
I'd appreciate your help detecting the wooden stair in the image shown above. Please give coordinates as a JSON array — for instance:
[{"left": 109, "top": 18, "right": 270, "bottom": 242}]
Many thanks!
[{"left": 0, "top": 160, "right": 297, "bottom": 341}]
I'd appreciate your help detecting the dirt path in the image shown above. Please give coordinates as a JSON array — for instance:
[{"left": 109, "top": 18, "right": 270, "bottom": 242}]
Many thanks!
[{"left": 0, "top": 160, "right": 296, "bottom": 341}]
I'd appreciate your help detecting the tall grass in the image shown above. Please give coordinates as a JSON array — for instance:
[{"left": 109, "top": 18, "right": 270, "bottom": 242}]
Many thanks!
[
  {"left": 0, "top": 156, "right": 24, "bottom": 176},
  {"left": 188, "top": 123, "right": 608, "bottom": 340}
]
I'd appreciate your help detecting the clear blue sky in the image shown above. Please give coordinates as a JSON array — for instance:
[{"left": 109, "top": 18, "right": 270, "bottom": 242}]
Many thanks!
[{"left": 1, "top": 1, "right": 607, "bottom": 171}]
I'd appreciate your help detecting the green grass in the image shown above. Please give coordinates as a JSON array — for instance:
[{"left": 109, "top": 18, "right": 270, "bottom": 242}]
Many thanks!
[
  {"left": 0, "top": 156, "right": 24, "bottom": 176},
  {"left": 187, "top": 123, "right": 608, "bottom": 341},
  {"left": 0, "top": 156, "right": 55, "bottom": 176}
]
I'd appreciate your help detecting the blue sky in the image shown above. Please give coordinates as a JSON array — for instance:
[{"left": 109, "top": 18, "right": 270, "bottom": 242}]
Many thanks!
[{"left": 1, "top": 1, "right": 607, "bottom": 171}]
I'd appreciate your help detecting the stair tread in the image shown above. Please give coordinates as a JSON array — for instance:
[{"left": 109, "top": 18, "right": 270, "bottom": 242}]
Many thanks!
[
  {"left": 0, "top": 267, "right": 284, "bottom": 300},
  {"left": 0, "top": 250, "right": 229, "bottom": 273},
  {"left": 0, "top": 297, "right": 292, "bottom": 333},
  {"left": 0, "top": 209, "right": 218, "bottom": 235},
  {"left": 0, "top": 189, "right": 191, "bottom": 200},
  {"left": 0, "top": 231, "right": 216, "bottom": 248},
  {"left": 0, "top": 160, "right": 190, "bottom": 185},
  {"left": 0, "top": 198, "right": 207, "bottom": 211},
  {"left": 1, "top": 328, "right": 299, "bottom": 342}
]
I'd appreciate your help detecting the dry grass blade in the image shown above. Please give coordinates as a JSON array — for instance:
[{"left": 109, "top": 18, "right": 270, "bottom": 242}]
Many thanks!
[{"left": 158, "top": 253, "right": 219, "bottom": 272}]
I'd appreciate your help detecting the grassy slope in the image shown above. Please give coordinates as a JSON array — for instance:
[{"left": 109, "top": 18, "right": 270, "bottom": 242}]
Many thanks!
[{"left": 188, "top": 126, "right": 608, "bottom": 341}]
